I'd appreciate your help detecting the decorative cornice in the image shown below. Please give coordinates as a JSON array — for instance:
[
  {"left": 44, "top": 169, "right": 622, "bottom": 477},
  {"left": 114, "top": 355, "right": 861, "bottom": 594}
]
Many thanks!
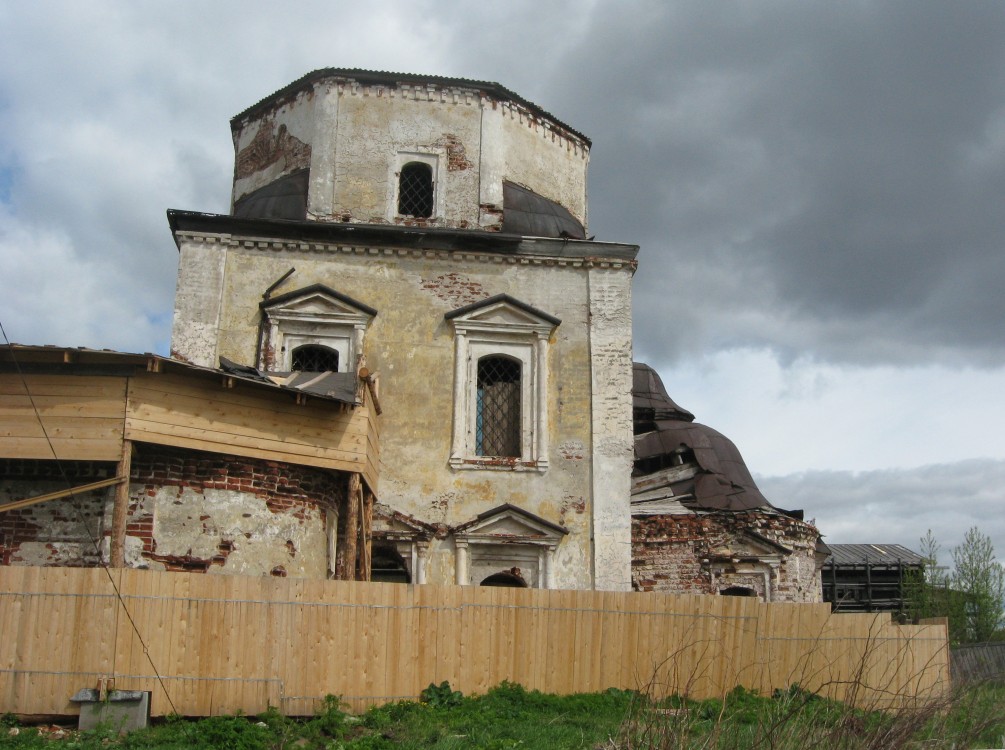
[
  {"left": 174, "top": 231, "right": 637, "bottom": 271},
  {"left": 168, "top": 211, "right": 638, "bottom": 270}
]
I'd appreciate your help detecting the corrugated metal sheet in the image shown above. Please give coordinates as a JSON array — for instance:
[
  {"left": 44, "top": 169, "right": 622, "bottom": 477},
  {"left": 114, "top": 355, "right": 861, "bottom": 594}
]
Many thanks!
[{"left": 824, "top": 544, "right": 925, "bottom": 568}]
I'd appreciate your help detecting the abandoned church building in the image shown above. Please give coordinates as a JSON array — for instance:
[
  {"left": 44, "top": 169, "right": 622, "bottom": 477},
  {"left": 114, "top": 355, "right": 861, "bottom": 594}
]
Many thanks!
[{"left": 0, "top": 69, "right": 825, "bottom": 602}]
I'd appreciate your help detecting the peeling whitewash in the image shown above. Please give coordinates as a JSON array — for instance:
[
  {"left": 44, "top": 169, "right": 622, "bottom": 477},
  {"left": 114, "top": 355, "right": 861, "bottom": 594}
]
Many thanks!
[{"left": 168, "top": 71, "right": 637, "bottom": 590}]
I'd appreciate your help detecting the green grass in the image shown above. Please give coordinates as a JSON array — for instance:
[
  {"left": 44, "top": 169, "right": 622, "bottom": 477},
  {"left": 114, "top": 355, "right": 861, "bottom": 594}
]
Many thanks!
[{"left": 0, "top": 681, "right": 1002, "bottom": 749}]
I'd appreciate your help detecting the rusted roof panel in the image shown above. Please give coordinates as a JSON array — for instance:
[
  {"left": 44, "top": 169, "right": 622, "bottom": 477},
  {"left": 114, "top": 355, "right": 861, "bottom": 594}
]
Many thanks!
[
  {"left": 633, "top": 362, "right": 695, "bottom": 425},
  {"left": 632, "top": 362, "right": 772, "bottom": 512}
]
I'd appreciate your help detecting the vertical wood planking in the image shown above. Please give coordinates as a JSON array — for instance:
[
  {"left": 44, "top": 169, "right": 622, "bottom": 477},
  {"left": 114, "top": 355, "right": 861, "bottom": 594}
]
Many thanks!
[{"left": 0, "top": 567, "right": 949, "bottom": 716}]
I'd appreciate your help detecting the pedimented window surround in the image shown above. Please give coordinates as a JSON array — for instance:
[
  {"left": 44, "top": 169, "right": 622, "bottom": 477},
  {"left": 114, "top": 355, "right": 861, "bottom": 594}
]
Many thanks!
[
  {"left": 452, "top": 504, "right": 568, "bottom": 589},
  {"left": 445, "top": 295, "right": 560, "bottom": 472},
  {"left": 259, "top": 284, "right": 376, "bottom": 373}
]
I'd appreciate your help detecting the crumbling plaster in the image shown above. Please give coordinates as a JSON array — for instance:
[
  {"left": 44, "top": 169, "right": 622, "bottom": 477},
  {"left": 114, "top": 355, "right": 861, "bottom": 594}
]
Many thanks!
[
  {"left": 172, "top": 232, "right": 634, "bottom": 589},
  {"left": 229, "top": 76, "right": 589, "bottom": 231},
  {"left": 632, "top": 511, "right": 823, "bottom": 603}
]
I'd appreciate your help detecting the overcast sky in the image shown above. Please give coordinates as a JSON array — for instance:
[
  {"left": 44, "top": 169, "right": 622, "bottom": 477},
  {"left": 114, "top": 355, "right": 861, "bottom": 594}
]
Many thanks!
[{"left": 2, "top": 1, "right": 1003, "bottom": 570}]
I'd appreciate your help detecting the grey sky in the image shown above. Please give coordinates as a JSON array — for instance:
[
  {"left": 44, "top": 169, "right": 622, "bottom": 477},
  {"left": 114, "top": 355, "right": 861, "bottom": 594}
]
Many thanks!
[{"left": 1, "top": 0, "right": 1003, "bottom": 567}]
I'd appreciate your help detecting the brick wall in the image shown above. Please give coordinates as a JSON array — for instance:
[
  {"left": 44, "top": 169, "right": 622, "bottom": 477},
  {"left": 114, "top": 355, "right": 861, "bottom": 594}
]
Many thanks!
[
  {"left": 0, "top": 460, "right": 114, "bottom": 567},
  {"left": 632, "top": 511, "right": 823, "bottom": 603},
  {"left": 128, "top": 445, "right": 347, "bottom": 578},
  {"left": 1, "top": 447, "right": 349, "bottom": 580}
]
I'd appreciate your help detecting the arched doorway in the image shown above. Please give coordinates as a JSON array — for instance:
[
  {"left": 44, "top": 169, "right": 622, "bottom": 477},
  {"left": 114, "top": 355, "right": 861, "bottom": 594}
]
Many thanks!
[{"left": 371, "top": 546, "right": 411, "bottom": 584}]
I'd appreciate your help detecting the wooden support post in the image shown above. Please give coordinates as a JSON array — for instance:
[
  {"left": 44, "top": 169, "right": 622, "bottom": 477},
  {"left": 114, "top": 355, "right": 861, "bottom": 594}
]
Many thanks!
[
  {"left": 361, "top": 488, "right": 374, "bottom": 582},
  {"left": 344, "top": 473, "right": 360, "bottom": 580},
  {"left": 109, "top": 440, "right": 133, "bottom": 568}
]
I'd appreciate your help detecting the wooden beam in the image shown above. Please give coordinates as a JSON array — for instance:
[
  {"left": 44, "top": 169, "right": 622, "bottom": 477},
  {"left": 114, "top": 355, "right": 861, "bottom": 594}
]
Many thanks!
[
  {"left": 343, "top": 473, "right": 360, "bottom": 580},
  {"left": 358, "top": 369, "right": 382, "bottom": 416},
  {"left": 361, "top": 487, "right": 373, "bottom": 582},
  {"left": 109, "top": 439, "right": 133, "bottom": 567},
  {"left": 0, "top": 476, "right": 126, "bottom": 514}
]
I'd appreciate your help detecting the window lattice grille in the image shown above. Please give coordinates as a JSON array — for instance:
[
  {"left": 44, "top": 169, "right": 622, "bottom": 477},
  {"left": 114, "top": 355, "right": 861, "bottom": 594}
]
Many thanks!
[
  {"left": 291, "top": 345, "right": 339, "bottom": 372},
  {"left": 397, "top": 162, "right": 433, "bottom": 218},
  {"left": 476, "top": 356, "right": 521, "bottom": 457}
]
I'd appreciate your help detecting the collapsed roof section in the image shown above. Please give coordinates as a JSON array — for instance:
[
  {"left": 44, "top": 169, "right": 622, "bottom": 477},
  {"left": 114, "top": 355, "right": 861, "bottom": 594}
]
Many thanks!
[{"left": 632, "top": 362, "right": 785, "bottom": 514}]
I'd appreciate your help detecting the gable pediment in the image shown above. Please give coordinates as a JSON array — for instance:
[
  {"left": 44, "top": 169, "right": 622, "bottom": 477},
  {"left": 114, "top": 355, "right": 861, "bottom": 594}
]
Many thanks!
[
  {"left": 261, "top": 284, "right": 377, "bottom": 321},
  {"left": 372, "top": 504, "right": 434, "bottom": 539},
  {"left": 454, "top": 503, "right": 568, "bottom": 543},
  {"left": 445, "top": 294, "right": 560, "bottom": 334},
  {"left": 710, "top": 530, "right": 791, "bottom": 560}
]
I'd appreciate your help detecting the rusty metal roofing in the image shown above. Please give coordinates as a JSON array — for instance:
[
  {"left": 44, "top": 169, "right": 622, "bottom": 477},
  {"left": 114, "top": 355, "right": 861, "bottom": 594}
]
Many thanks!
[
  {"left": 633, "top": 362, "right": 695, "bottom": 425},
  {"left": 501, "top": 181, "right": 585, "bottom": 239},
  {"left": 632, "top": 362, "right": 772, "bottom": 513},
  {"left": 824, "top": 544, "right": 925, "bottom": 568},
  {"left": 635, "top": 422, "right": 773, "bottom": 511},
  {"left": 230, "top": 68, "right": 591, "bottom": 146}
]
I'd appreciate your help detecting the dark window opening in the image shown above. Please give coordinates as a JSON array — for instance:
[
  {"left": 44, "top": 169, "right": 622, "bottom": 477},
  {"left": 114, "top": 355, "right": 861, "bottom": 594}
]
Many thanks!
[
  {"left": 476, "top": 356, "right": 521, "bottom": 457},
  {"left": 291, "top": 345, "right": 339, "bottom": 372},
  {"left": 398, "top": 162, "right": 434, "bottom": 218},
  {"left": 480, "top": 571, "right": 528, "bottom": 588},
  {"left": 371, "top": 545, "right": 411, "bottom": 584},
  {"left": 720, "top": 586, "right": 757, "bottom": 597}
]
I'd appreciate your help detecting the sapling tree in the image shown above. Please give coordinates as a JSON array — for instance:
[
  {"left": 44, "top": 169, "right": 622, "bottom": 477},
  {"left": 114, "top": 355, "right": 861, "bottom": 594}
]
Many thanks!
[{"left": 952, "top": 526, "right": 1005, "bottom": 643}]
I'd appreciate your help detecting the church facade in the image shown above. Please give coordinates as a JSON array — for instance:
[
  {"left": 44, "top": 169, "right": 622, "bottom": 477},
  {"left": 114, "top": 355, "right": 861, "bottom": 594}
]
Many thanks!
[{"left": 2, "top": 69, "right": 825, "bottom": 601}]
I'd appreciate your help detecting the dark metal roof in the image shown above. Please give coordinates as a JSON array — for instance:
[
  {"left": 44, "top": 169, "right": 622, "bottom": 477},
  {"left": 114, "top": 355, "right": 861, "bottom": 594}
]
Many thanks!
[
  {"left": 501, "top": 181, "right": 585, "bottom": 240},
  {"left": 635, "top": 421, "right": 772, "bottom": 512},
  {"left": 633, "top": 362, "right": 695, "bottom": 425},
  {"left": 824, "top": 544, "right": 925, "bottom": 568},
  {"left": 231, "top": 68, "right": 591, "bottom": 147},
  {"left": 167, "top": 210, "right": 639, "bottom": 262},
  {"left": 444, "top": 294, "right": 561, "bottom": 326},
  {"left": 218, "top": 357, "right": 358, "bottom": 403},
  {"left": 632, "top": 362, "right": 776, "bottom": 513},
  {"left": 233, "top": 169, "right": 308, "bottom": 221}
]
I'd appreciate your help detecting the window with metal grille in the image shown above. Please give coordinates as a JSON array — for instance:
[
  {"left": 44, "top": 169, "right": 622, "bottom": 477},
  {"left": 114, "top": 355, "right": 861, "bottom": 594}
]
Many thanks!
[
  {"left": 476, "top": 356, "right": 521, "bottom": 457},
  {"left": 397, "top": 162, "right": 433, "bottom": 218},
  {"left": 291, "top": 344, "right": 339, "bottom": 372}
]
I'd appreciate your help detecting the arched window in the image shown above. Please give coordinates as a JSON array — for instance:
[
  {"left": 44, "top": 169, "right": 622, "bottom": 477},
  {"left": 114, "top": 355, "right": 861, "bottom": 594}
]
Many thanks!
[
  {"left": 370, "top": 546, "right": 411, "bottom": 584},
  {"left": 476, "top": 356, "right": 521, "bottom": 457},
  {"left": 480, "top": 571, "right": 528, "bottom": 588},
  {"left": 291, "top": 344, "right": 339, "bottom": 372},
  {"left": 397, "top": 162, "right": 433, "bottom": 218},
  {"left": 720, "top": 586, "right": 757, "bottom": 597}
]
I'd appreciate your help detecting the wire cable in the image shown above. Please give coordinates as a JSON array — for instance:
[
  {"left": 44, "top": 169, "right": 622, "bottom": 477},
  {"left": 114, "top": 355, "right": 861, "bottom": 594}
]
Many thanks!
[{"left": 0, "top": 322, "right": 179, "bottom": 715}]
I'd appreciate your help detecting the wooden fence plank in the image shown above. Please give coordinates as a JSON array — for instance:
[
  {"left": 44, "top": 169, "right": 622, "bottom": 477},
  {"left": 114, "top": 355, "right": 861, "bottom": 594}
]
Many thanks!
[{"left": 0, "top": 567, "right": 950, "bottom": 716}]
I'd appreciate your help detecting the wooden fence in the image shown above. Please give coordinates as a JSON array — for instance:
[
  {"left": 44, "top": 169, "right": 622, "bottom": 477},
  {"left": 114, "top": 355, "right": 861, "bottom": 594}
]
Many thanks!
[
  {"left": 0, "top": 567, "right": 949, "bottom": 717},
  {"left": 951, "top": 641, "right": 1005, "bottom": 685}
]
